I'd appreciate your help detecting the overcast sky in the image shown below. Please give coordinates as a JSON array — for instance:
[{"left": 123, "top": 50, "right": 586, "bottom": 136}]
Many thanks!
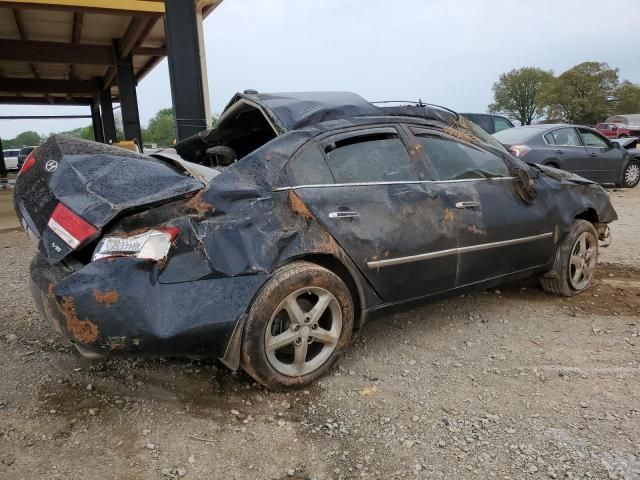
[{"left": 1, "top": 0, "right": 639, "bottom": 139}]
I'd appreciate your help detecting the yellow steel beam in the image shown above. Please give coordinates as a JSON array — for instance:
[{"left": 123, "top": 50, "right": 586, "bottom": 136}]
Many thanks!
[{"left": 0, "top": 0, "right": 165, "bottom": 15}]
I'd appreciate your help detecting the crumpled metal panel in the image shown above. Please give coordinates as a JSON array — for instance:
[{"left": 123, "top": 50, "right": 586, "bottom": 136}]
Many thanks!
[
  {"left": 224, "top": 91, "right": 382, "bottom": 133},
  {"left": 29, "top": 253, "right": 268, "bottom": 357},
  {"left": 13, "top": 135, "right": 203, "bottom": 263}
]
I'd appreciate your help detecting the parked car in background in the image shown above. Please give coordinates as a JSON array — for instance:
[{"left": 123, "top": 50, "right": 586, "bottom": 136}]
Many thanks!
[
  {"left": 17, "top": 146, "right": 36, "bottom": 171},
  {"left": 493, "top": 125, "right": 640, "bottom": 188},
  {"left": 459, "top": 113, "right": 514, "bottom": 134},
  {"left": 2, "top": 149, "right": 20, "bottom": 171},
  {"left": 15, "top": 92, "right": 617, "bottom": 388},
  {"left": 595, "top": 122, "right": 640, "bottom": 139},
  {"left": 605, "top": 114, "right": 640, "bottom": 128},
  {"left": 143, "top": 143, "right": 160, "bottom": 155}
]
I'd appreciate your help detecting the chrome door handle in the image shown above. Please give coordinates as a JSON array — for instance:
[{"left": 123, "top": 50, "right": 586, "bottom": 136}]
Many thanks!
[
  {"left": 455, "top": 201, "right": 480, "bottom": 209},
  {"left": 589, "top": 152, "right": 597, "bottom": 157},
  {"left": 328, "top": 211, "right": 359, "bottom": 219}
]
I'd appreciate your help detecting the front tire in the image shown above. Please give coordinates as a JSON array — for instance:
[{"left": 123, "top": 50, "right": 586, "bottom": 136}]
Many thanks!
[
  {"left": 241, "top": 261, "right": 354, "bottom": 389},
  {"left": 540, "top": 220, "right": 599, "bottom": 297},
  {"left": 620, "top": 160, "right": 640, "bottom": 188}
]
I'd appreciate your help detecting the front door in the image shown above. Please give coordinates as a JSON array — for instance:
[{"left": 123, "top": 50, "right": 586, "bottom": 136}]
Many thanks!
[
  {"left": 577, "top": 127, "right": 626, "bottom": 184},
  {"left": 285, "top": 126, "right": 457, "bottom": 302},
  {"left": 410, "top": 127, "right": 556, "bottom": 287}
]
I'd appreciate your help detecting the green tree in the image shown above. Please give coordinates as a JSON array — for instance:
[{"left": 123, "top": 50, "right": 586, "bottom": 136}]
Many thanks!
[
  {"left": 489, "top": 67, "right": 554, "bottom": 125},
  {"left": 146, "top": 108, "right": 175, "bottom": 146},
  {"left": 80, "top": 125, "right": 94, "bottom": 141},
  {"left": 538, "top": 62, "right": 619, "bottom": 124},
  {"left": 614, "top": 80, "right": 640, "bottom": 114},
  {"left": 12, "top": 130, "right": 42, "bottom": 147}
]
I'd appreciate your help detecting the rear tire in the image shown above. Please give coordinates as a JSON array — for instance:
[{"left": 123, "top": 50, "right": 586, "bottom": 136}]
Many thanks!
[
  {"left": 540, "top": 220, "right": 599, "bottom": 297},
  {"left": 241, "top": 261, "right": 354, "bottom": 389},
  {"left": 620, "top": 160, "right": 640, "bottom": 188}
]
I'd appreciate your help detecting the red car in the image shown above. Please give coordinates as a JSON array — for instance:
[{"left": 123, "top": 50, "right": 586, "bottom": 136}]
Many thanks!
[{"left": 595, "top": 123, "right": 640, "bottom": 138}]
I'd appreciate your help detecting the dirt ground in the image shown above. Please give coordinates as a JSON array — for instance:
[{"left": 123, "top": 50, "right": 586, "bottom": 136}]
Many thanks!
[{"left": 1, "top": 186, "right": 639, "bottom": 480}]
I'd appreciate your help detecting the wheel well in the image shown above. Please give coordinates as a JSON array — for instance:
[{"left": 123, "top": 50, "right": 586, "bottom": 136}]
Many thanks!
[
  {"left": 298, "top": 254, "right": 364, "bottom": 330},
  {"left": 575, "top": 208, "right": 598, "bottom": 224},
  {"left": 545, "top": 161, "right": 560, "bottom": 168}
]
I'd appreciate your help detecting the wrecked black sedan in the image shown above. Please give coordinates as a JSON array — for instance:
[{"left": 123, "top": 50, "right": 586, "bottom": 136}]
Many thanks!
[{"left": 15, "top": 91, "right": 617, "bottom": 388}]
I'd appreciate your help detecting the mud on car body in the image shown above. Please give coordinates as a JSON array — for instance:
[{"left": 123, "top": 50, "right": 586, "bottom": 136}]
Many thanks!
[{"left": 15, "top": 91, "right": 617, "bottom": 389}]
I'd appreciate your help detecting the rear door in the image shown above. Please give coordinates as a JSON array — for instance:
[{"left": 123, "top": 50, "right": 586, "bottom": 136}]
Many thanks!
[
  {"left": 543, "top": 127, "right": 590, "bottom": 173},
  {"left": 286, "top": 126, "right": 457, "bottom": 302},
  {"left": 577, "top": 127, "right": 626, "bottom": 184},
  {"left": 410, "top": 127, "right": 555, "bottom": 287}
]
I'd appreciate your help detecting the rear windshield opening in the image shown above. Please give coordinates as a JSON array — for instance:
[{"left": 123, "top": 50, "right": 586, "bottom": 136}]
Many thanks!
[
  {"left": 493, "top": 127, "right": 540, "bottom": 145},
  {"left": 175, "top": 100, "right": 278, "bottom": 167}
]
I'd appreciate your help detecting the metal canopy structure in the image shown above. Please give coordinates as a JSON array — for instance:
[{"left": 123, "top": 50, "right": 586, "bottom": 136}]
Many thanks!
[{"left": 0, "top": 0, "right": 221, "bottom": 144}]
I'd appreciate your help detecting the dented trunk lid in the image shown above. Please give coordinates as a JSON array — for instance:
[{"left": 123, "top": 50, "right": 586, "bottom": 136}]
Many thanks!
[{"left": 13, "top": 135, "right": 203, "bottom": 264}]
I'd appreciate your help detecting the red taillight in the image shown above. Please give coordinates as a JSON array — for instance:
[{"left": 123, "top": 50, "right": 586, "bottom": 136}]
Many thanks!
[
  {"left": 160, "top": 226, "right": 180, "bottom": 241},
  {"left": 47, "top": 203, "right": 98, "bottom": 249},
  {"left": 509, "top": 145, "right": 531, "bottom": 158},
  {"left": 19, "top": 151, "right": 36, "bottom": 175}
]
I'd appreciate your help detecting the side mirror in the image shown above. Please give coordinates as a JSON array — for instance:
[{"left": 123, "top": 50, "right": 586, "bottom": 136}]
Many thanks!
[
  {"left": 514, "top": 167, "right": 537, "bottom": 203},
  {"left": 611, "top": 141, "right": 620, "bottom": 149}
]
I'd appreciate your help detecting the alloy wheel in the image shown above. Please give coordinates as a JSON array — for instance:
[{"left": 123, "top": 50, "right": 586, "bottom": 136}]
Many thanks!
[
  {"left": 624, "top": 163, "right": 640, "bottom": 186},
  {"left": 568, "top": 231, "right": 597, "bottom": 291},
  {"left": 264, "top": 287, "right": 342, "bottom": 377}
]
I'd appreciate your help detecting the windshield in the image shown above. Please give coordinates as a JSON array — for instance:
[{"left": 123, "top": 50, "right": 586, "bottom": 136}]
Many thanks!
[{"left": 493, "top": 127, "right": 541, "bottom": 144}]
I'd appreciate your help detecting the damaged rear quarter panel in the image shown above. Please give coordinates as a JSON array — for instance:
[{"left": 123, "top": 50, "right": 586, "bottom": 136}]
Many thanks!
[{"left": 34, "top": 255, "right": 268, "bottom": 356}]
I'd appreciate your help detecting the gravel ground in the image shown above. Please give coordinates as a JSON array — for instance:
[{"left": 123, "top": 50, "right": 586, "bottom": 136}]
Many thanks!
[{"left": 1, "top": 187, "right": 639, "bottom": 480}]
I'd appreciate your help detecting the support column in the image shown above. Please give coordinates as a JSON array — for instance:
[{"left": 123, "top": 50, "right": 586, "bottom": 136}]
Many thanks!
[
  {"left": 164, "top": 0, "right": 208, "bottom": 141},
  {"left": 113, "top": 40, "right": 142, "bottom": 145},
  {"left": 100, "top": 88, "right": 117, "bottom": 144},
  {"left": 90, "top": 100, "right": 104, "bottom": 143},
  {"left": 0, "top": 137, "right": 6, "bottom": 178}
]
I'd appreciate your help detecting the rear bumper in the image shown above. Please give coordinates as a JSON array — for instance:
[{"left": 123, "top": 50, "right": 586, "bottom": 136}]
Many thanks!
[{"left": 29, "top": 254, "right": 268, "bottom": 359}]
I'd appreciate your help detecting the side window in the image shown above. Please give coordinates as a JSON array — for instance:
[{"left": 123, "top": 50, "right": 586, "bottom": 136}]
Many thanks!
[
  {"left": 324, "top": 133, "right": 417, "bottom": 183},
  {"left": 462, "top": 113, "right": 478, "bottom": 124},
  {"left": 474, "top": 115, "right": 494, "bottom": 133},
  {"left": 544, "top": 132, "right": 556, "bottom": 145},
  {"left": 550, "top": 128, "right": 582, "bottom": 147},
  {"left": 578, "top": 128, "right": 609, "bottom": 148},
  {"left": 416, "top": 135, "right": 510, "bottom": 180},
  {"left": 286, "top": 143, "right": 334, "bottom": 185},
  {"left": 493, "top": 117, "right": 513, "bottom": 133}
]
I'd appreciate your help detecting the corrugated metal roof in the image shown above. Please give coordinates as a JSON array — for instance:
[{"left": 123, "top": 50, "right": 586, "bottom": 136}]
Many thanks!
[{"left": 0, "top": 0, "right": 222, "bottom": 105}]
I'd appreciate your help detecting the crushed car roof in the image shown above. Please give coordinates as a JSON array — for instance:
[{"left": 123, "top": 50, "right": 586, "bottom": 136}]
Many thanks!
[{"left": 223, "top": 91, "right": 382, "bottom": 132}]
